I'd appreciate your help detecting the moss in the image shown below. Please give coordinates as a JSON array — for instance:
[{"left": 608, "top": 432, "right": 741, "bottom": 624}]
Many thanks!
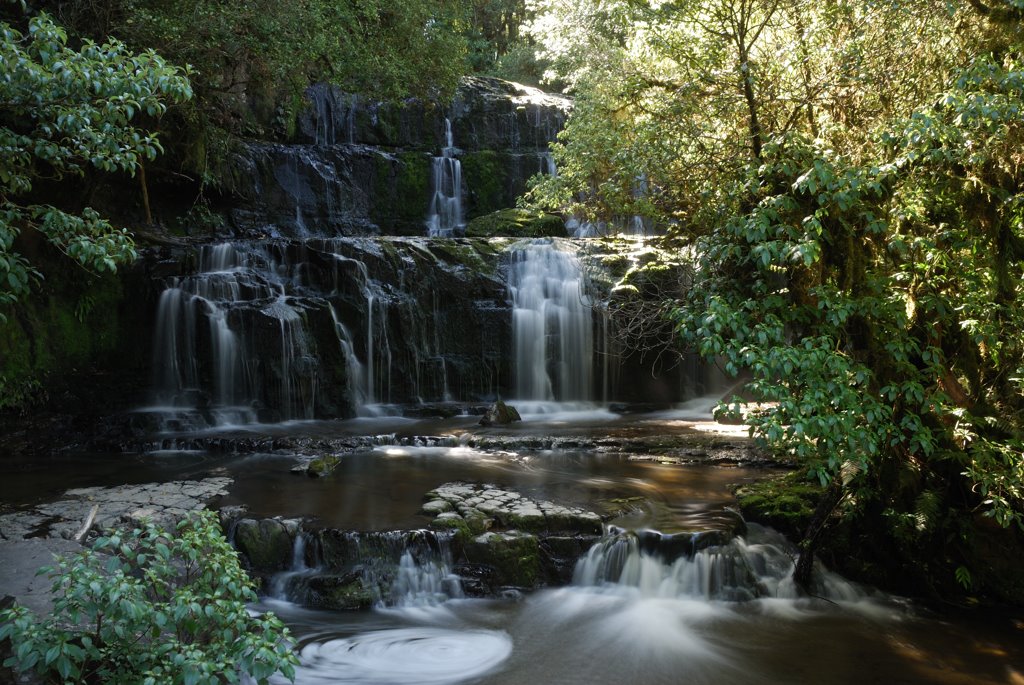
[
  {"left": 461, "top": 150, "right": 510, "bottom": 218},
  {"left": 465, "top": 531, "right": 540, "bottom": 587},
  {"left": 734, "top": 472, "right": 822, "bottom": 539},
  {"left": 392, "top": 152, "right": 431, "bottom": 224},
  {"left": 307, "top": 455, "right": 340, "bottom": 478},
  {"left": 1, "top": 267, "right": 129, "bottom": 413},
  {"left": 426, "top": 238, "right": 508, "bottom": 278},
  {"left": 465, "top": 208, "right": 565, "bottom": 239}
]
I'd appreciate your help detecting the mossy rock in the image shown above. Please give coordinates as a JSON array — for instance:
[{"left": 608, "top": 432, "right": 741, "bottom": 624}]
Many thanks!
[
  {"left": 465, "top": 531, "right": 540, "bottom": 588},
  {"left": 478, "top": 399, "right": 522, "bottom": 426},
  {"left": 392, "top": 152, "right": 431, "bottom": 223},
  {"left": 461, "top": 150, "right": 509, "bottom": 217},
  {"left": 232, "top": 518, "right": 295, "bottom": 572},
  {"left": 307, "top": 454, "right": 340, "bottom": 478},
  {"left": 299, "top": 573, "right": 374, "bottom": 610},
  {"left": 426, "top": 238, "right": 508, "bottom": 278},
  {"left": 465, "top": 208, "right": 565, "bottom": 239},
  {"left": 734, "top": 473, "right": 822, "bottom": 539}
]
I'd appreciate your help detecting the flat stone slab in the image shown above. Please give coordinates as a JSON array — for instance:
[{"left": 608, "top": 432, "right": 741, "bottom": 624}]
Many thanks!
[
  {"left": 0, "top": 477, "right": 232, "bottom": 618},
  {"left": 0, "top": 538, "right": 83, "bottom": 615},
  {"left": 423, "top": 482, "right": 602, "bottom": 535},
  {"left": 0, "top": 477, "right": 232, "bottom": 542}
]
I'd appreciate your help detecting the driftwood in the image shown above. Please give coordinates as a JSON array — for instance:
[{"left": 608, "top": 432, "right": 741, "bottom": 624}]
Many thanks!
[{"left": 73, "top": 504, "right": 99, "bottom": 542}]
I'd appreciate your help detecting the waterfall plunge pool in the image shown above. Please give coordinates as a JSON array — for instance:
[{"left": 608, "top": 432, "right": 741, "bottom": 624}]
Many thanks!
[{"left": 3, "top": 412, "right": 1021, "bottom": 684}]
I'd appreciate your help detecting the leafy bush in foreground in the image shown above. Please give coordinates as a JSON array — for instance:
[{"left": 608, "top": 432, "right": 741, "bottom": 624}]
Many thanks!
[{"left": 0, "top": 510, "right": 298, "bottom": 684}]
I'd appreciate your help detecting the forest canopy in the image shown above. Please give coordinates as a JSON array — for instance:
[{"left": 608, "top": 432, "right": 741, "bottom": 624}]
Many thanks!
[{"left": 526, "top": 0, "right": 1024, "bottom": 593}]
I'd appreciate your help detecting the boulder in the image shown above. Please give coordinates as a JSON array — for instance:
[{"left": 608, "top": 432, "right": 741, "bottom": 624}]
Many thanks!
[
  {"left": 479, "top": 400, "right": 522, "bottom": 426},
  {"left": 465, "top": 208, "right": 566, "bottom": 238},
  {"left": 232, "top": 518, "right": 295, "bottom": 573},
  {"left": 288, "top": 572, "right": 374, "bottom": 610},
  {"left": 306, "top": 454, "right": 341, "bottom": 478},
  {"left": 465, "top": 531, "right": 540, "bottom": 588}
]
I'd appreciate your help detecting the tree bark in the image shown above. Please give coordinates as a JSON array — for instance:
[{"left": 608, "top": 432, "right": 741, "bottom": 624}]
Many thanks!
[
  {"left": 139, "top": 162, "right": 153, "bottom": 226},
  {"left": 793, "top": 481, "right": 843, "bottom": 592}
]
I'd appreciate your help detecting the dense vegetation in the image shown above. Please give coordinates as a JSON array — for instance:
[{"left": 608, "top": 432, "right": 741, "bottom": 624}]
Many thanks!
[
  {"left": 2, "top": 0, "right": 1022, "bottom": 604},
  {"left": 0, "top": 1, "right": 539, "bottom": 315},
  {"left": 527, "top": 0, "right": 1024, "bottom": 598},
  {"left": 0, "top": 511, "right": 298, "bottom": 684}
]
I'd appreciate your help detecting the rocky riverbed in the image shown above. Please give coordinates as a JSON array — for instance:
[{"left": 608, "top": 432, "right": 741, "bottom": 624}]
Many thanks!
[{"left": 0, "top": 478, "right": 231, "bottom": 614}]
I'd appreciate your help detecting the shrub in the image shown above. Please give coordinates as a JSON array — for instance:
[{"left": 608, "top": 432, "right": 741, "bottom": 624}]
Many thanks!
[{"left": 0, "top": 510, "right": 298, "bottom": 684}]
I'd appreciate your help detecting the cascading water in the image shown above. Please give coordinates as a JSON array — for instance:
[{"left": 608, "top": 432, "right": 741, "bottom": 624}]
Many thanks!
[
  {"left": 268, "top": 529, "right": 462, "bottom": 609},
  {"left": 425, "top": 119, "right": 465, "bottom": 237},
  {"left": 508, "top": 240, "right": 595, "bottom": 404},
  {"left": 572, "top": 524, "right": 864, "bottom": 602},
  {"left": 145, "top": 243, "right": 327, "bottom": 429}
]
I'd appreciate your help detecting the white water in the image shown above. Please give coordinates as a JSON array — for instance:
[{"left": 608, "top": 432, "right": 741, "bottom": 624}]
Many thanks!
[
  {"left": 288, "top": 628, "right": 512, "bottom": 685},
  {"left": 509, "top": 240, "right": 594, "bottom": 403},
  {"left": 263, "top": 524, "right": 914, "bottom": 685},
  {"left": 142, "top": 243, "right": 341, "bottom": 429},
  {"left": 426, "top": 119, "right": 465, "bottom": 237}
]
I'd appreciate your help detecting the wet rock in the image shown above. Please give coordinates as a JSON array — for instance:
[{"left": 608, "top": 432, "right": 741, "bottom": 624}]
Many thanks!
[
  {"left": 423, "top": 482, "right": 603, "bottom": 536},
  {"left": 478, "top": 400, "right": 522, "bottom": 426},
  {"left": 290, "top": 572, "right": 374, "bottom": 611},
  {"left": 465, "top": 531, "right": 540, "bottom": 588},
  {"left": 422, "top": 499, "right": 454, "bottom": 515},
  {"left": 306, "top": 454, "right": 341, "bottom": 478},
  {"left": 541, "top": 535, "right": 602, "bottom": 584},
  {"left": 0, "top": 478, "right": 232, "bottom": 542},
  {"left": 232, "top": 518, "right": 296, "bottom": 573}
]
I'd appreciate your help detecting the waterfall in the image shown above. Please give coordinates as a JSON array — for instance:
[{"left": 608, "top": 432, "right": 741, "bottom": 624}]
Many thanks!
[
  {"left": 426, "top": 119, "right": 465, "bottom": 237},
  {"left": 309, "top": 86, "right": 357, "bottom": 147},
  {"left": 268, "top": 529, "right": 462, "bottom": 609},
  {"left": 329, "top": 304, "right": 367, "bottom": 409},
  {"left": 573, "top": 525, "right": 865, "bottom": 602},
  {"left": 387, "top": 551, "right": 463, "bottom": 607},
  {"left": 145, "top": 242, "right": 327, "bottom": 429},
  {"left": 540, "top": 151, "right": 557, "bottom": 177},
  {"left": 509, "top": 240, "right": 594, "bottom": 403}
]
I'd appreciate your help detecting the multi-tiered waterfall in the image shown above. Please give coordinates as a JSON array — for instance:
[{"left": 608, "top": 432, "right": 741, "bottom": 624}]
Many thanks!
[{"left": 426, "top": 119, "right": 465, "bottom": 237}]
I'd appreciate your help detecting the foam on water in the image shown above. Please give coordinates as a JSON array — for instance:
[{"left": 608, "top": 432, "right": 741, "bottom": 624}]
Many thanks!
[{"left": 282, "top": 628, "right": 512, "bottom": 685}]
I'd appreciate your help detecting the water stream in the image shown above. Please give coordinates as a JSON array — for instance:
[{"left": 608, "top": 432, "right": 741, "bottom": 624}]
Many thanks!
[
  {"left": 426, "top": 119, "right": 465, "bottom": 237},
  {"left": 27, "top": 219, "right": 1018, "bottom": 684}
]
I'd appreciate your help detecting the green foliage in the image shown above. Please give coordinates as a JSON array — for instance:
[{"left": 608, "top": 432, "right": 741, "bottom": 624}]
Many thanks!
[
  {"left": 675, "top": 53, "right": 1024, "bottom": 543},
  {"left": 0, "top": 511, "right": 298, "bottom": 684},
  {"left": 0, "top": 10, "right": 191, "bottom": 317},
  {"left": 44, "top": 0, "right": 473, "bottom": 189},
  {"left": 526, "top": 0, "right": 978, "bottom": 229}
]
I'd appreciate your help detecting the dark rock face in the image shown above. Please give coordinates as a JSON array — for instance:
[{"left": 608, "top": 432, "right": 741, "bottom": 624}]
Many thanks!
[
  {"left": 295, "top": 77, "right": 570, "bottom": 154},
  {"left": 141, "top": 238, "right": 514, "bottom": 426},
  {"left": 226, "top": 144, "right": 432, "bottom": 237},
  {"left": 225, "top": 77, "right": 569, "bottom": 238}
]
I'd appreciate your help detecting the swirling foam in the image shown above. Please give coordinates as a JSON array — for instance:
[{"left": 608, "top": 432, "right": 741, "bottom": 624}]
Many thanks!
[{"left": 289, "top": 628, "right": 513, "bottom": 684}]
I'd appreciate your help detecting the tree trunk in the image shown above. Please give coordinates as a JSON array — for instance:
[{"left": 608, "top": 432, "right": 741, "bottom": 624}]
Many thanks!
[
  {"left": 139, "top": 162, "right": 153, "bottom": 226},
  {"left": 738, "top": 45, "right": 763, "bottom": 160},
  {"left": 793, "top": 481, "right": 843, "bottom": 592}
]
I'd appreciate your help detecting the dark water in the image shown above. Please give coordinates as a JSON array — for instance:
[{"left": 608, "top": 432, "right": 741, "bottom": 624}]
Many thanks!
[
  {"left": 4, "top": 410, "right": 1022, "bottom": 684},
  {"left": 258, "top": 594, "right": 1024, "bottom": 685}
]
